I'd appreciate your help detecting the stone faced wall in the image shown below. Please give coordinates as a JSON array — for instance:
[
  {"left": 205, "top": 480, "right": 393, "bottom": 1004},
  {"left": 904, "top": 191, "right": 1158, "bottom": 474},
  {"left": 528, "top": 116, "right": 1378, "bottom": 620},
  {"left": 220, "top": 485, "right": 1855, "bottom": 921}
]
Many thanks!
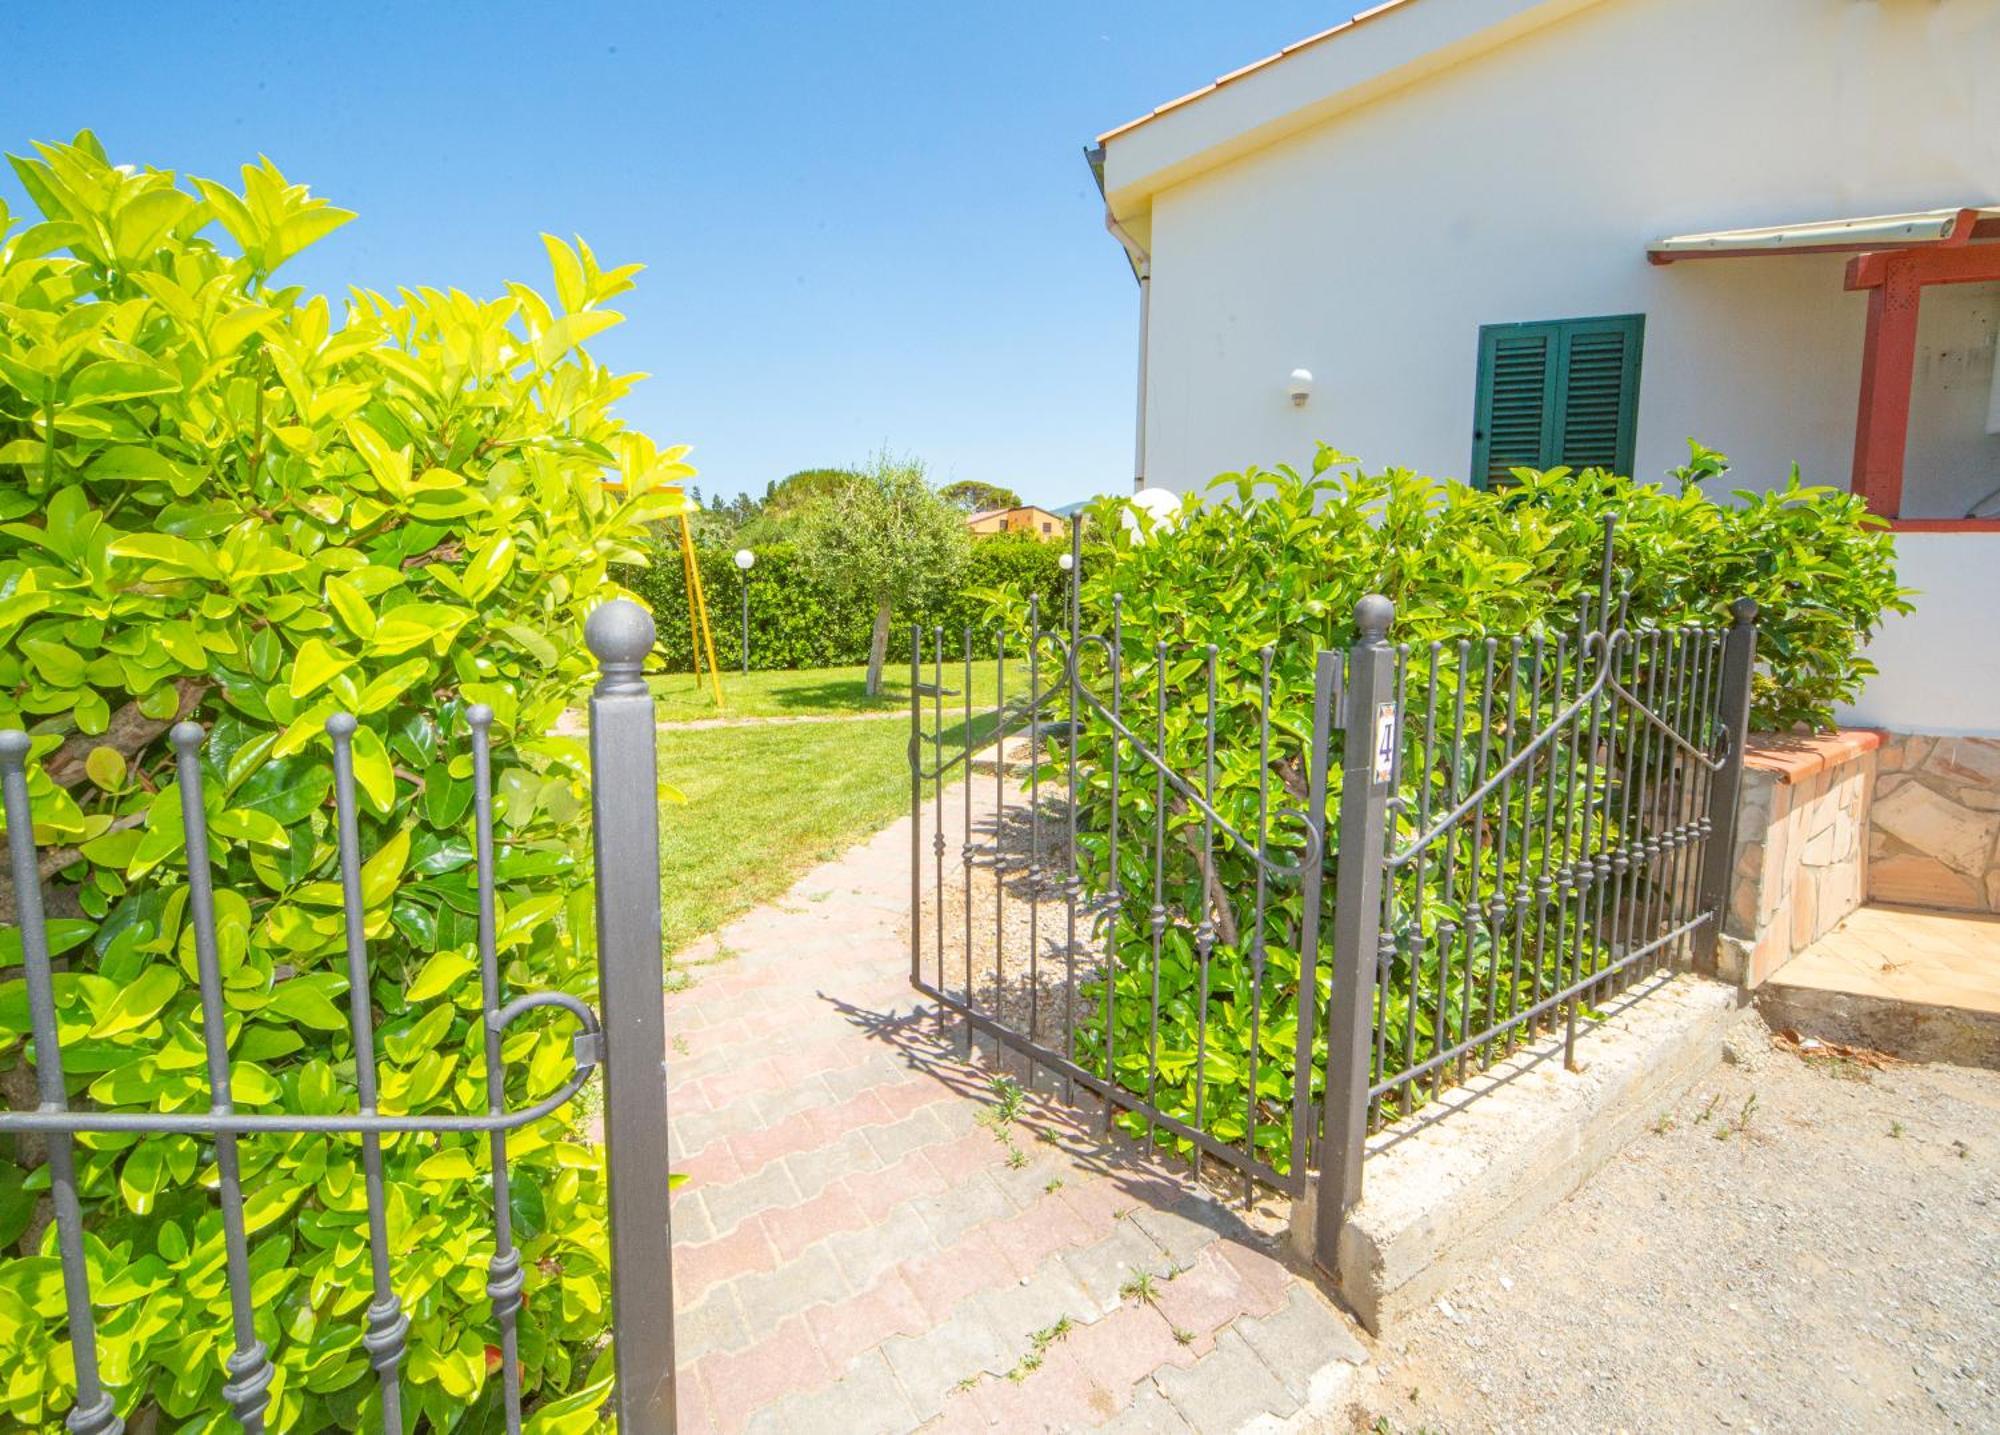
[
  {"left": 1721, "top": 732, "right": 1879, "bottom": 988},
  {"left": 1870, "top": 735, "right": 2000, "bottom": 913}
]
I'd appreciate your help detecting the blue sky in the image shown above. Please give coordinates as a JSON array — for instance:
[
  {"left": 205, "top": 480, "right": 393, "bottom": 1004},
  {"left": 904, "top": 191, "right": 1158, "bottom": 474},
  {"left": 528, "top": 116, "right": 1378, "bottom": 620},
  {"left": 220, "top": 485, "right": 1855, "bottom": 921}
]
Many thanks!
[{"left": 0, "top": 3, "right": 1333, "bottom": 508}]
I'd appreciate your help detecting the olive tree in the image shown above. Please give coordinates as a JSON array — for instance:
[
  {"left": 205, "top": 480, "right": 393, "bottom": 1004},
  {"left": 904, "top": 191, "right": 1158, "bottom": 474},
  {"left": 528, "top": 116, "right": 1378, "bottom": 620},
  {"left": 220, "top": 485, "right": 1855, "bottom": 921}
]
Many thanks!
[{"left": 795, "top": 456, "right": 967, "bottom": 695}]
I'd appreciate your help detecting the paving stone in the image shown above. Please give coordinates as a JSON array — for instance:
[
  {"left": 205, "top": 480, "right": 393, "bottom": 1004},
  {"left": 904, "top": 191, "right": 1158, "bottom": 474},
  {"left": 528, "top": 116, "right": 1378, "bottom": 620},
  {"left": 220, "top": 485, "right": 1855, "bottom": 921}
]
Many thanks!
[
  {"left": 803, "top": 1270, "right": 932, "bottom": 1369},
  {"left": 986, "top": 1150, "right": 1074, "bottom": 1210},
  {"left": 1097, "top": 1379, "right": 1197, "bottom": 1434},
  {"left": 1151, "top": 1246, "right": 1262, "bottom": 1344},
  {"left": 674, "top": 1188, "right": 716, "bottom": 1245},
  {"left": 696, "top": 1313, "right": 834, "bottom": 1435},
  {"left": 704, "top": 1159, "right": 805, "bottom": 1238},
  {"left": 732, "top": 1244, "right": 850, "bottom": 1333},
  {"left": 753, "top": 1077, "right": 838, "bottom": 1128},
  {"left": 758, "top": 1350, "right": 920, "bottom": 1435},
  {"left": 908, "top": 1171, "right": 1014, "bottom": 1245},
  {"left": 819, "top": 1053, "right": 913, "bottom": 1103},
  {"left": 1126, "top": 1194, "right": 1232, "bottom": 1266},
  {"left": 973, "top": 1260, "right": 1097, "bottom": 1348},
  {"left": 1151, "top": 1327, "right": 1294, "bottom": 1434},
  {"left": 880, "top": 1305, "right": 1015, "bottom": 1421},
  {"left": 782, "top": 1127, "right": 884, "bottom": 1199},
  {"left": 861, "top": 1105, "right": 950, "bottom": 1164},
  {"left": 676, "top": 1282, "right": 751, "bottom": 1363},
  {"left": 1057, "top": 1218, "right": 1171, "bottom": 1316},
  {"left": 822, "top": 1200, "right": 942, "bottom": 1289},
  {"left": 1233, "top": 1283, "right": 1368, "bottom": 1400}
]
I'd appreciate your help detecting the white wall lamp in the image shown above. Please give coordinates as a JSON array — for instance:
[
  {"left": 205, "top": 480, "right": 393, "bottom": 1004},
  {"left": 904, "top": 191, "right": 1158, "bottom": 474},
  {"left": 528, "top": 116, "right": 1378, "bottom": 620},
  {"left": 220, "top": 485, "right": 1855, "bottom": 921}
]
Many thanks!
[{"left": 1287, "top": 368, "right": 1314, "bottom": 407}]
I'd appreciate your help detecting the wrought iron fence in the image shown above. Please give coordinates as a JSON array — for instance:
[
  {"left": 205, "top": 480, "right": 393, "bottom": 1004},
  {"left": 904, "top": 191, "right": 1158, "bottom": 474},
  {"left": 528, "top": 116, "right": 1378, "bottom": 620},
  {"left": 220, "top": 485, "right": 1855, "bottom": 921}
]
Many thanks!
[
  {"left": 908, "top": 527, "right": 1330, "bottom": 1203},
  {"left": 910, "top": 521, "right": 1757, "bottom": 1270},
  {"left": 0, "top": 599, "right": 677, "bottom": 1434},
  {"left": 1314, "top": 586, "right": 1755, "bottom": 1256}
]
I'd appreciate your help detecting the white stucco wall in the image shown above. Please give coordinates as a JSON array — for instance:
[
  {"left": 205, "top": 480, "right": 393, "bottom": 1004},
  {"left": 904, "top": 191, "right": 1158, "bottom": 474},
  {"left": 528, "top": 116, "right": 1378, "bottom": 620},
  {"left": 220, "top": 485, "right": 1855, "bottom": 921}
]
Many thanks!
[
  {"left": 1102, "top": 0, "right": 2000, "bottom": 736},
  {"left": 1117, "top": 0, "right": 2000, "bottom": 510},
  {"left": 1839, "top": 533, "right": 2000, "bottom": 738}
]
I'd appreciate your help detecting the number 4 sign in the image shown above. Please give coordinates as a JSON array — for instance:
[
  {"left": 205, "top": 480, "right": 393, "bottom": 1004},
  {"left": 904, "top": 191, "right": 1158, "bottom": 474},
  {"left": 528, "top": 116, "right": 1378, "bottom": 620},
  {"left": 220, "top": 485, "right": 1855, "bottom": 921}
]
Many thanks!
[{"left": 1371, "top": 702, "right": 1397, "bottom": 785}]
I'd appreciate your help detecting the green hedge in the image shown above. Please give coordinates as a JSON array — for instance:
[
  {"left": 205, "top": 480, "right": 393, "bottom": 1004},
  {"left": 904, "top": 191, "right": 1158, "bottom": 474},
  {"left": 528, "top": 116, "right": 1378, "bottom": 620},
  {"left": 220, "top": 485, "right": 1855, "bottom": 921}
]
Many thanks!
[
  {"left": 1061, "top": 448, "right": 1909, "bottom": 1173},
  {"left": 0, "top": 136, "right": 675, "bottom": 1431},
  {"left": 624, "top": 531, "right": 1066, "bottom": 672}
]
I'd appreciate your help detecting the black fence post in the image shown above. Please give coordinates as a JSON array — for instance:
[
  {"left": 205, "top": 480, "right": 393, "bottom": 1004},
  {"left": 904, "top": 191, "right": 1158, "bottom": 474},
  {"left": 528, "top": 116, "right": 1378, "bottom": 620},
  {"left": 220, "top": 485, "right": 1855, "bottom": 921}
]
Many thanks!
[
  {"left": 586, "top": 599, "right": 677, "bottom": 1434},
  {"left": 1314, "top": 596, "right": 1395, "bottom": 1272},
  {"left": 1693, "top": 597, "right": 1759, "bottom": 975}
]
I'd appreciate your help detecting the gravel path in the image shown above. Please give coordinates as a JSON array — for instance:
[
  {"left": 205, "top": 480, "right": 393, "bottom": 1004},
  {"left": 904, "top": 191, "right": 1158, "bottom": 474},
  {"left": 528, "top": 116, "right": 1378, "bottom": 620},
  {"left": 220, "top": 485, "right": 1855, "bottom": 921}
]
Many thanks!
[{"left": 1336, "top": 1020, "right": 2000, "bottom": 1434}]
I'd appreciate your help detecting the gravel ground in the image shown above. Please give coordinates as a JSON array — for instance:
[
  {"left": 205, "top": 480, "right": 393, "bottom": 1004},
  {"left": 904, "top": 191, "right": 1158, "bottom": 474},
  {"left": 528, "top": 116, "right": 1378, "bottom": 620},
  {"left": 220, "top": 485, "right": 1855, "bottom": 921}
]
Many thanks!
[{"left": 1336, "top": 1019, "right": 2000, "bottom": 1434}]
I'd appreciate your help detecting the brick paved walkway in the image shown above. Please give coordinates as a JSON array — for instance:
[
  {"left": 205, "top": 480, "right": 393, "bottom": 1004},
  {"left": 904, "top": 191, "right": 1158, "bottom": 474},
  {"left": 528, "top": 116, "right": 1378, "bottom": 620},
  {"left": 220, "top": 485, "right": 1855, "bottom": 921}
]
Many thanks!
[{"left": 663, "top": 783, "right": 1368, "bottom": 1434}]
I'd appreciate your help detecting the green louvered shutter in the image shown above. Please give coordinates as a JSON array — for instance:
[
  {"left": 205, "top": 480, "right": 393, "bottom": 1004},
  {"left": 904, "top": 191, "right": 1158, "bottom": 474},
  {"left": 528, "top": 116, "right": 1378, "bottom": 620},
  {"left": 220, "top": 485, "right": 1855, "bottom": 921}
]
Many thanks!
[
  {"left": 1553, "top": 316, "right": 1643, "bottom": 474},
  {"left": 1471, "top": 314, "right": 1644, "bottom": 487}
]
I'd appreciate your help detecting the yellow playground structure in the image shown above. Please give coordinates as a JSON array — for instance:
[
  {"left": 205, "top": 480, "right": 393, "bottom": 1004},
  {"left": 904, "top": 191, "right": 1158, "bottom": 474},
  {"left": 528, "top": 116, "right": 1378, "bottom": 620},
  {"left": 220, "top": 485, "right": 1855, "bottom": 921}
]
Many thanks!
[{"left": 664, "top": 485, "right": 726, "bottom": 710}]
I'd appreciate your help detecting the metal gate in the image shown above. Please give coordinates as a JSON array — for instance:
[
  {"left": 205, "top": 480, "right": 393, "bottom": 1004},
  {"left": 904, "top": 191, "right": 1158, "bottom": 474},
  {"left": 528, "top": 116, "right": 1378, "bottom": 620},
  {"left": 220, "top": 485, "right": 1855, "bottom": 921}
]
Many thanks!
[
  {"left": 0, "top": 599, "right": 677, "bottom": 1434},
  {"left": 1312, "top": 580, "right": 1755, "bottom": 1257},
  {"left": 909, "top": 523, "right": 1756, "bottom": 1256},
  {"left": 907, "top": 532, "right": 1330, "bottom": 1202}
]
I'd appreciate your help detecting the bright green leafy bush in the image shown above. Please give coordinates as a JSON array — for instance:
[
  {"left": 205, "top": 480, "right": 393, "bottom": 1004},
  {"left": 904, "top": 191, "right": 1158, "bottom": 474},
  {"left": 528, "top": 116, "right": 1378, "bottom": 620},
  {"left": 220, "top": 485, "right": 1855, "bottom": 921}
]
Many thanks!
[
  {"left": 1060, "top": 446, "right": 1907, "bottom": 1165},
  {"left": 0, "top": 133, "right": 681, "bottom": 1431}
]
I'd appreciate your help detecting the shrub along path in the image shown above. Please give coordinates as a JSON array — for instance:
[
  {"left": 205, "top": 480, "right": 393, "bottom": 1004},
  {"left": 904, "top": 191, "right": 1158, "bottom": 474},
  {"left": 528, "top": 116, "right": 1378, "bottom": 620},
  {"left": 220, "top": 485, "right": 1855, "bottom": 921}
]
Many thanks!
[{"left": 661, "top": 777, "right": 1370, "bottom": 1434}]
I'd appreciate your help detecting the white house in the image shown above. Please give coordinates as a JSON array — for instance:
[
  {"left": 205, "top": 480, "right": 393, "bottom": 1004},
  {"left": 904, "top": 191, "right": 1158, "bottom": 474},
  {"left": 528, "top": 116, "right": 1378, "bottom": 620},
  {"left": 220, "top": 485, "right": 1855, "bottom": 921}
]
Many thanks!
[{"left": 1087, "top": 0, "right": 2000, "bottom": 749}]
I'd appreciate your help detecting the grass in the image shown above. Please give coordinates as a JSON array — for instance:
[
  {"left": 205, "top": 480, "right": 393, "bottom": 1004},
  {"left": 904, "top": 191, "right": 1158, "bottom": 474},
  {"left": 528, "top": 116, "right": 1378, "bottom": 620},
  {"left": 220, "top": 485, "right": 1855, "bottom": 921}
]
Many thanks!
[
  {"left": 656, "top": 699, "right": 997, "bottom": 956},
  {"left": 651, "top": 658, "right": 1008, "bottom": 723}
]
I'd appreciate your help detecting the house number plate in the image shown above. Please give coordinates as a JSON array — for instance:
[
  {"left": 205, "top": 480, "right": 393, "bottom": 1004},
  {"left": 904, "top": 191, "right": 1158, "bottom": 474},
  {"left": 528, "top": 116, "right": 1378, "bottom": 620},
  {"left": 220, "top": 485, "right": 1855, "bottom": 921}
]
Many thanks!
[{"left": 1372, "top": 702, "right": 1397, "bottom": 785}]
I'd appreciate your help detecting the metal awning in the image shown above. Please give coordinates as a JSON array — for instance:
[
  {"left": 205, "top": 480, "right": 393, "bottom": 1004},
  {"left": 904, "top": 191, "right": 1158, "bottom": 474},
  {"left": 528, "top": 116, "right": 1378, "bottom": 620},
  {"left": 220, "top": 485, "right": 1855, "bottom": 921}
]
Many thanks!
[{"left": 1648, "top": 205, "right": 2000, "bottom": 262}]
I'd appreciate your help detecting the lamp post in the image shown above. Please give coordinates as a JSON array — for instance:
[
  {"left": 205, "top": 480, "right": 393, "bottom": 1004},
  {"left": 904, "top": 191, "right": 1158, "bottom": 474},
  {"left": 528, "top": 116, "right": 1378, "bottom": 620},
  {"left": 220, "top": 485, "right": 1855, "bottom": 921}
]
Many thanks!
[
  {"left": 733, "top": 549, "right": 755, "bottom": 676},
  {"left": 1057, "top": 548, "right": 1074, "bottom": 618}
]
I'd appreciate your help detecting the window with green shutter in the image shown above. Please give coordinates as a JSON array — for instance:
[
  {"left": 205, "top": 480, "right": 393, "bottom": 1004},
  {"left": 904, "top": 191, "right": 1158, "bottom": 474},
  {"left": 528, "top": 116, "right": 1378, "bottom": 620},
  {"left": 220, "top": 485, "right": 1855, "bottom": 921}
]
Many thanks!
[{"left": 1470, "top": 314, "right": 1643, "bottom": 487}]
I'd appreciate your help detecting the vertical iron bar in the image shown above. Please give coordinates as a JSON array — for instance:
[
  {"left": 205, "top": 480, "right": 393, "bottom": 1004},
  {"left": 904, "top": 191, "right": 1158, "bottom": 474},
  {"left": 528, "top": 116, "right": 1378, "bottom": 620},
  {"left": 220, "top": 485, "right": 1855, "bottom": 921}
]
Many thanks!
[
  {"left": 1553, "top": 610, "right": 1589, "bottom": 1063},
  {"left": 1380, "top": 649, "right": 1409, "bottom": 1119},
  {"left": 468, "top": 707, "right": 525, "bottom": 1433},
  {"left": 1192, "top": 647, "right": 1217, "bottom": 1180},
  {"left": 1485, "top": 640, "right": 1521, "bottom": 1062},
  {"left": 327, "top": 714, "right": 409, "bottom": 1434},
  {"left": 0, "top": 732, "right": 122, "bottom": 1435},
  {"left": 1062, "top": 599, "right": 1081, "bottom": 1108},
  {"left": 1504, "top": 636, "right": 1544, "bottom": 1054},
  {"left": 962, "top": 628, "right": 974, "bottom": 1057},
  {"left": 1027, "top": 601, "right": 1042, "bottom": 1045},
  {"left": 994, "top": 626, "right": 1007, "bottom": 1071},
  {"left": 1675, "top": 626, "right": 1724, "bottom": 970},
  {"left": 173, "top": 724, "right": 275, "bottom": 1434},
  {"left": 1290, "top": 651, "right": 1338, "bottom": 1179},
  {"left": 583, "top": 601, "right": 677, "bottom": 1434},
  {"left": 933, "top": 628, "right": 946, "bottom": 1038},
  {"left": 1314, "top": 597, "right": 1394, "bottom": 1270},
  {"left": 1606, "top": 627, "right": 1646, "bottom": 993},
  {"left": 1146, "top": 643, "right": 1167, "bottom": 1158},
  {"left": 1527, "top": 630, "right": 1569, "bottom": 1038},
  {"left": 1694, "top": 600, "right": 1759, "bottom": 973},
  {"left": 1458, "top": 640, "right": 1496, "bottom": 1080},
  {"left": 910, "top": 626, "right": 923, "bottom": 991},
  {"left": 1244, "top": 647, "right": 1273, "bottom": 1205},
  {"left": 1404, "top": 645, "right": 1440, "bottom": 1114},
  {"left": 1102, "top": 596, "right": 1124, "bottom": 1135},
  {"left": 1433, "top": 642, "right": 1469, "bottom": 1102}
]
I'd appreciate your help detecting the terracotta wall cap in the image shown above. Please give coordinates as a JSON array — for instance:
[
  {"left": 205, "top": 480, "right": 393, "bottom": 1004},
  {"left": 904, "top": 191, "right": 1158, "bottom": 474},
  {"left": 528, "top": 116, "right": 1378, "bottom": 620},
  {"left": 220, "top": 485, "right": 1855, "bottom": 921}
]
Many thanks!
[{"left": 1743, "top": 728, "right": 1885, "bottom": 784}]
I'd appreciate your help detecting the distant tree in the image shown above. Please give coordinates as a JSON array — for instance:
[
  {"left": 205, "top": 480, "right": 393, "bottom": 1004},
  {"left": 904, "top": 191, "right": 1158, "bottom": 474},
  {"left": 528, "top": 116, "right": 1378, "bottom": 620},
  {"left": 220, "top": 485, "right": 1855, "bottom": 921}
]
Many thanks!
[
  {"left": 766, "top": 467, "right": 860, "bottom": 520},
  {"left": 796, "top": 455, "right": 969, "bottom": 695},
  {"left": 939, "top": 479, "right": 1023, "bottom": 514}
]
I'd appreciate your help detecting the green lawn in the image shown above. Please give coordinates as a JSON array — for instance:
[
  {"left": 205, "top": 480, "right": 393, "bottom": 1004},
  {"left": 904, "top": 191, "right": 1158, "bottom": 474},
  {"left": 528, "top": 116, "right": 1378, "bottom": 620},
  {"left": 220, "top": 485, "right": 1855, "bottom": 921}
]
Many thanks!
[
  {"left": 651, "top": 658, "right": 1014, "bottom": 722},
  {"left": 655, "top": 697, "right": 998, "bottom": 955}
]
